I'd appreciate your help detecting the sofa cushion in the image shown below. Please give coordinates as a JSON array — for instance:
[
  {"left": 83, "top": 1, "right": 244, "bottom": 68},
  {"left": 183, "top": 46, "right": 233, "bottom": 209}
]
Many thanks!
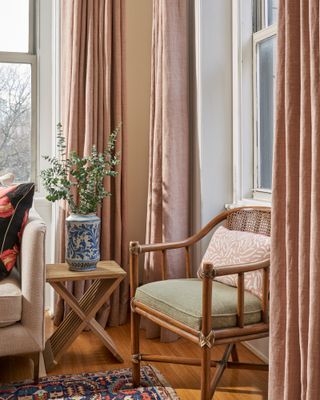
[
  {"left": 0, "top": 268, "right": 22, "bottom": 327},
  {"left": 199, "top": 226, "right": 270, "bottom": 299},
  {"left": 134, "top": 279, "right": 262, "bottom": 331},
  {"left": 0, "top": 183, "right": 35, "bottom": 280}
]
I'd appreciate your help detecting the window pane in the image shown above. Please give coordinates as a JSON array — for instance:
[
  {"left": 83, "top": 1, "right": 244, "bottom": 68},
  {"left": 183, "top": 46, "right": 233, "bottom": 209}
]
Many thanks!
[
  {"left": 0, "top": 63, "right": 32, "bottom": 182},
  {"left": 267, "top": 0, "right": 278, "bottom": 26},
  {"left": 0, "top": 0, "right": 29, "bottom": 52},
  {"left": 257, "top": 36, "right": 276, "bottom": 190}
]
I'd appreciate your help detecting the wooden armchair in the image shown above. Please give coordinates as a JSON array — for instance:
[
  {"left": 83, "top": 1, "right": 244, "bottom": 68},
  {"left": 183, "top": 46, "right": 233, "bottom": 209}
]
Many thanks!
[{"left": 130, "top": 207, "right": 270, "bottom": 399}]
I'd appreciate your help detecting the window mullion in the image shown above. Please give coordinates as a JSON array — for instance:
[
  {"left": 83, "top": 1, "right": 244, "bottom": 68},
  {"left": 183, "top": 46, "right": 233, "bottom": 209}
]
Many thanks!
[{"left": 0, "top": 53, "right": 36, "bottom": 64}]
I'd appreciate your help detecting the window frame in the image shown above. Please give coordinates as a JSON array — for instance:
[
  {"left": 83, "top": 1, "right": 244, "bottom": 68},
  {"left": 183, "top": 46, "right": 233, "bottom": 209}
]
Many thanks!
[
  {"left": 231, "top": 0, "right": 277, "bottom": 206},
  {"left": 0, "top": 0, "right": 37, "bottom": 184},
  {"left": 252, "top": 24, "right": 276, "bottom": 199}
]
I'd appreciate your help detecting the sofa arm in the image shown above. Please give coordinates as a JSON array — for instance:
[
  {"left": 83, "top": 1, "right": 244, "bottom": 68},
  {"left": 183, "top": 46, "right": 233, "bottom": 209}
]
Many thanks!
[{"left": 20, "top": 209, "right": 47, "bottom": 350}]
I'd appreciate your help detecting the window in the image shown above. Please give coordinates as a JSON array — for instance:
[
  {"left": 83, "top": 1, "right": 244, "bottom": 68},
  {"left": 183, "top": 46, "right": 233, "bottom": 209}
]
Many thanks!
[
  {"left": 0, "top": 0, "right": 36, "bottom": 182},
  {"left": 231, "top": 0, "right": 278, "bottom": 204},
  {"left": 253, "top": 0, "right": 277, "bottom": 195}
]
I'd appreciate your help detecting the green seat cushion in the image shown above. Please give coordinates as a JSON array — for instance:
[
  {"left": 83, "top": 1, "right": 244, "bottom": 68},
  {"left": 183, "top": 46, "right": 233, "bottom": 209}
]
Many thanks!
[{"left": 134, "top": 279, "right": 262, "bottom": 331}]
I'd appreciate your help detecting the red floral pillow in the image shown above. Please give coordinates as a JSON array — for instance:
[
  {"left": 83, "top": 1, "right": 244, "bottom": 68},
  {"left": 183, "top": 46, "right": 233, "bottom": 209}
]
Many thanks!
[{"left": 0, "top": 183, "right": 35, "bottom": 280}]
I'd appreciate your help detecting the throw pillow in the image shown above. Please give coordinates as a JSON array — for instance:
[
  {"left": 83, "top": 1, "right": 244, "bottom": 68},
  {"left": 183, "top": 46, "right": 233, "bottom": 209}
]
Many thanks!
[
  {"left": 0, "top": 183, "right": 35, "bottom": 280},
  {"left": 199, "top": 225, "right": 270, "bottom": 299}
]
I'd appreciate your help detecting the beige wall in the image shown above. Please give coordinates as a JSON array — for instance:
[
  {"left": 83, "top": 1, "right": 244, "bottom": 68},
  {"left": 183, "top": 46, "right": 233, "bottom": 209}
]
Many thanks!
[{"left": 125, "top": 1, "right": 152, "bottom": 249}]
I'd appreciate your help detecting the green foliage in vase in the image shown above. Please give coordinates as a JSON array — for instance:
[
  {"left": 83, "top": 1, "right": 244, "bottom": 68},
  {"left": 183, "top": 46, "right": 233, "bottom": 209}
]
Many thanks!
[{"left": 40, "top": 123, "right": 120, "bottom": 215}]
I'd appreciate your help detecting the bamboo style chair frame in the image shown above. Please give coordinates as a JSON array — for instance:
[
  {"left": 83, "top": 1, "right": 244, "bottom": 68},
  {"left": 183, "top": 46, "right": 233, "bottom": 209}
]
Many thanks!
[{"left": 130, "top": 206, "right": 270, "bottom": 399}]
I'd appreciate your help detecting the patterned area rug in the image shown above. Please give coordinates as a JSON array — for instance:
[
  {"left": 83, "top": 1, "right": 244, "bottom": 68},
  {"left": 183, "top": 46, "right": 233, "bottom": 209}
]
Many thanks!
[{"left": 0, "top": 365, "right": 179, "bottom": 399}]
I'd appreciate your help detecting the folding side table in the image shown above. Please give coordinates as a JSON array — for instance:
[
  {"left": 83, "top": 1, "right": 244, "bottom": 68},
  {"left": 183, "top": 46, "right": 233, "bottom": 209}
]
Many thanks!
[{"left": 44, "top": 260, "right": 126, "bottom": 371}]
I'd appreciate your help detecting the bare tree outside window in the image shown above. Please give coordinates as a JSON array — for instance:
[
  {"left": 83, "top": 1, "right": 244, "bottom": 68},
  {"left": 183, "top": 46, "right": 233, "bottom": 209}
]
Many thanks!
[{"left": 0, "top": 63, "right": 32, "bottom": 182}]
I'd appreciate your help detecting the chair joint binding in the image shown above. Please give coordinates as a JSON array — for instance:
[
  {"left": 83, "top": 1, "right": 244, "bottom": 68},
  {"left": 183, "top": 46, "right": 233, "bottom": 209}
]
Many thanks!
[
  {"left": 129, "top": 241, "right": 140, "bottom": 255},
  {"left": 130, "top": 298, "right": 136, "bottom": 312},
  {"left": 132, "top": 353, "right": 141, "bottom": 364},
  {"left": 199, "top": 330, "right": 215, "bottom": 348}
]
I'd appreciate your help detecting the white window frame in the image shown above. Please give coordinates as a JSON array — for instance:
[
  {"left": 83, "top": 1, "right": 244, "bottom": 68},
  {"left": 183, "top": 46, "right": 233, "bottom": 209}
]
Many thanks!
[
  {"left": 252, "top": 24, "right": 276, "bottom": 201},
  {"left": 231, "top": 0, "right": 277, "bottom": 207},
  {"left": 0, "top": 0, "right": 57, "bottom": 313},
  {"left": 0, "top": 0, "right": 37, "bottom": 184}
]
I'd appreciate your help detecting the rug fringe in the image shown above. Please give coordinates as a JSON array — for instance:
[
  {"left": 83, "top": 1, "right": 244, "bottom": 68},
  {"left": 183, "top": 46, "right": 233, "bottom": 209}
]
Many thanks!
[{"left": 146, "top": 364, "right": 180, "bottom": 400}]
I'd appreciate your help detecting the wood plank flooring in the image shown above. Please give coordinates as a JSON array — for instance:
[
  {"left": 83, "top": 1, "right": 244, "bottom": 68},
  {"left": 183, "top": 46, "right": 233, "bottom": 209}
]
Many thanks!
[{"left": 0, "top": 316, "right": 268, "bottom": 399}]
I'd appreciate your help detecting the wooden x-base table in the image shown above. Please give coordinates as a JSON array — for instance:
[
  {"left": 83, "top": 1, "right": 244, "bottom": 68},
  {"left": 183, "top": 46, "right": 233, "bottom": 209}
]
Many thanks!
[{"left": 44, "top": 261, "right": 126, "bottom": 371}]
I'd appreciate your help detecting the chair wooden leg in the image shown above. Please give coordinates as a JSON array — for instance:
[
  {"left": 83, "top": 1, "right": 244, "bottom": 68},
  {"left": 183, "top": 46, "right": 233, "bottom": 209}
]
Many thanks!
[
  {"left": 131, "top": 310, "right": 141, "bottom": 387},
  {"left": 200, "top": 263, "right": 213, "bottom": 400},
  {"left": 201, "top": 345, "right": 211, "bottom": 400},
  {"left": 31, "top": 352, "right": 40, "bottom": 382},
  {"left": 231, "top": 343, "right": 239, "bottom": 362}
]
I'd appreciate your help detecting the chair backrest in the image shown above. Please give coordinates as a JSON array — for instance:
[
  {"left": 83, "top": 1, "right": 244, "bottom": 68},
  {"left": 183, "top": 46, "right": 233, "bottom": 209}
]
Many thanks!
[
  {"left": 224, "top": 208, "right": 271, "bottom": 237},
  {"left": 200, "top": 207, "right": 271, "bottom": 300}
]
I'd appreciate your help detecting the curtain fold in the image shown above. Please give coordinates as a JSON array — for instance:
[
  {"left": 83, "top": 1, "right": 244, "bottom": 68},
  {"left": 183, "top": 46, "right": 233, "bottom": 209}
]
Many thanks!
[
  {"left": 143, "top": 0, "right": 190, "bottom": 342},
  {"left": 54, "top": 0, "right": 128, "bottom": 328},
  {"left": 269, "top": 0, "right": 320, "bottom": 398}
]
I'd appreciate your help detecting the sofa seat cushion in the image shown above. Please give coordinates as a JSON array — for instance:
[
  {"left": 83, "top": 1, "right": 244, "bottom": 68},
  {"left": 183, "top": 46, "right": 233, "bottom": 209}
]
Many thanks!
[
  {"left": 134, "top": 279, "right": 262, "bottom": 331},
  {"left": 0, "top": 268, "right": 22, "bottom": 327}
]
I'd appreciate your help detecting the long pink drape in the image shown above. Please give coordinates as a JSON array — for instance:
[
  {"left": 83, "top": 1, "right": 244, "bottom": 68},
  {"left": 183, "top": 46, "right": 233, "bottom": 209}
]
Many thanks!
[
  {"left": 143, "top": 0, "right": 190, "bottom": 341},
  {"left": 55, "top": 0, "right": 128, "bottom": 328},
  {"left": 269, "top": 0, "right": 320, "bottom": 398}
]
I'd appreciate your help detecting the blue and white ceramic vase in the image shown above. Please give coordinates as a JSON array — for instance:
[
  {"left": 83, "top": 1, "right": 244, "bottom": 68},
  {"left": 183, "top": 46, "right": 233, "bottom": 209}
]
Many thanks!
[{"left": 66, "top": 213, "right": 100, "bottom": 272}]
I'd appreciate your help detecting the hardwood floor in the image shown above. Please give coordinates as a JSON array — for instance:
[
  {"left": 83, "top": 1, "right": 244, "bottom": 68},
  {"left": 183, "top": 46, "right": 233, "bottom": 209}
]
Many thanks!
[{"left": 0, "top": 315, "right": 268, "bottom": 399}]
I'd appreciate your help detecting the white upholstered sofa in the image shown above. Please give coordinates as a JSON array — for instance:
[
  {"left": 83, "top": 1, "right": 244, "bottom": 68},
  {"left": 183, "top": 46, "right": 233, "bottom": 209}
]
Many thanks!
[{"left": 0, "top": 209, "right": 46, "bottom": 379}]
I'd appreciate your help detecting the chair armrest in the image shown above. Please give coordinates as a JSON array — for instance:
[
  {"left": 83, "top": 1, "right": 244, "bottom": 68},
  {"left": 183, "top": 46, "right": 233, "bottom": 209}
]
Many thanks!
[
  {"left": 20, "top": 209, "right": 47, "bottom": 350},
  {"left": 200, "top": 259, "right": 270, "bottom": 330},
  {"left": 133, "top": 209, "right": 230, "bottom": 255},
  {"left": 138, "top": 239, "right": 191, "bottom": 253},
  {"left": 212, "top": 259, "right": 270, "bottom": 278},
  {"left": 199, "top": 259, "right": 269, "bottom": 279}
]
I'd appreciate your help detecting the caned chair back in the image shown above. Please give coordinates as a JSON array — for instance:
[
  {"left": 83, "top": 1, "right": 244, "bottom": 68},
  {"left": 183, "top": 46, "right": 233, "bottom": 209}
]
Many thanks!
[{"left": 224, "top": 208, "right": 271, "bottom": 237}]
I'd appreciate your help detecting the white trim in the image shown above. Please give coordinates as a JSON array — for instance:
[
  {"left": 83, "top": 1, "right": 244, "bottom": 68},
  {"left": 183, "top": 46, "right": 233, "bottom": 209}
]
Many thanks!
[
  {"left": 47, "top": 0, "right": 61, "bottom": 314},
  {"left": 193, "top": 0, "right": 203, "bottom": 266},
  {"left": 252, "top": 24, "right": 276, "bottom": 194},
  {"left": 194, "top": 0, "right": 202, "bottom": 168},
  {"left": 232, "top": 0, "right": 254, "bottom": 204},
  {"left": 252, "top": 189, "right": 272, "bottom": 202},
  {"left": 0, "top": 52, "right": 36, "bottom": 62},
  {"left": 225, "top": 197, "right": 271, "bottom": 210},
  {"left": 34, "top": 0, "right": 57, "bottom": 313},
  {"left": 253, "top": 24, "right": 277, "bottom": 42},
  {"left": 29, "top": 0, "right": 35, "bottom": 54},
  {"left": 232, "top": 0, "right": 242, "bottom": 204},
  {"left": 52, "top": 0, "right": 60, "bottom": 263},
  {"left": 243, "top": 342, "right": 269, "bottom": 364},
  {"left": 262, "top": 0, "right": 267, "bottom": 29}
]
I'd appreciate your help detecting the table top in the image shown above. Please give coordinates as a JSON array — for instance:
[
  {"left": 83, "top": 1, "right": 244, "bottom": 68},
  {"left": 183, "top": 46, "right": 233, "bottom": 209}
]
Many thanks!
[{"left": 46, "top": 260, "right": 126, "bottom": 282}]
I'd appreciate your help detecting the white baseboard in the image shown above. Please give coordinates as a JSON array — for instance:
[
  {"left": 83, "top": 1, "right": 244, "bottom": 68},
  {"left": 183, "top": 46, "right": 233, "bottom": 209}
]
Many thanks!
[{"left": 243, "top": 341, "right": 269, "bottom": 364}]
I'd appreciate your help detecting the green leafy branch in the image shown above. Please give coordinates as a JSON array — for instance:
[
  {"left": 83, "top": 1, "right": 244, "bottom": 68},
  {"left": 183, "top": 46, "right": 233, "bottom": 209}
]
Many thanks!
[{"left": 40, "top": 123, "right": 120, "bottom": 214}]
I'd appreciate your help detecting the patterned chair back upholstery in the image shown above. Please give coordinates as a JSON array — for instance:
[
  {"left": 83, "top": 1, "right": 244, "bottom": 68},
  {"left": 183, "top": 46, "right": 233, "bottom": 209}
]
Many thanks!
[{"left": 198, "top": 208, "right": 271, "bottom": 300}]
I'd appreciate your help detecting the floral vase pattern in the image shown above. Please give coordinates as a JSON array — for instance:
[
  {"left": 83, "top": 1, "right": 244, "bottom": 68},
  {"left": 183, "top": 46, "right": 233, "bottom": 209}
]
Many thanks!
[{"left": 66, "top": 214, "right": 100, "bottom": 271}]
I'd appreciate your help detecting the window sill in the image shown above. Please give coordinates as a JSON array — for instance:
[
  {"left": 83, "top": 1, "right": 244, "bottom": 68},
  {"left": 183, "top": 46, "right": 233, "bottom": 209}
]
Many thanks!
[{"left": 225, "top": 197, "right": 271, "bottom": 210}]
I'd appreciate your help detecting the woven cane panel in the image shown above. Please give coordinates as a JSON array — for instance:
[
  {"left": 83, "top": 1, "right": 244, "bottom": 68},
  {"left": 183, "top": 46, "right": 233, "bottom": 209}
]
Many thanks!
[{"left": 225, "top": 209, "right": 271, "bottom": 236}]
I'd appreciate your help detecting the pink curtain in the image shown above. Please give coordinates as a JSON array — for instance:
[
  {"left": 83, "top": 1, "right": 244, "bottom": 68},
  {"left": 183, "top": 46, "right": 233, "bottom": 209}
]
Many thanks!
[
  {"left": 54, "top": 0, "right": 128, "bottom": 328},
  {"left": 269, "top": 0, "right": 320, "bottom": 398},
  {"left": 143, "top": 0, "right": 190, "bottom": 341}
]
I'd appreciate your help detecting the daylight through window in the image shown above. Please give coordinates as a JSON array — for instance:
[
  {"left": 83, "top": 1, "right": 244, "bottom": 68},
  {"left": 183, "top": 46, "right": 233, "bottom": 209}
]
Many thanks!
[{"left": 0, "top": 0, "right": 36, "bottom": 183}]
